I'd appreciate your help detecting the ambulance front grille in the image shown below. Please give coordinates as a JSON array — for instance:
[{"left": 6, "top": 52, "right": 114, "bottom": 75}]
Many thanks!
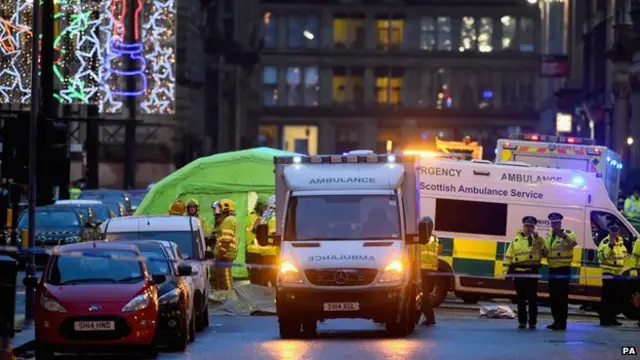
[{"left": 304, "top": 269, "right": 378, "bottom": 286}]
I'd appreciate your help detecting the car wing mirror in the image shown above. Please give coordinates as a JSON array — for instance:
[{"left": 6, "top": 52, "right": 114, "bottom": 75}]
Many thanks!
[
  {"left": 151, "top": 274, "right": 166, "bottom": 285},
  {"left": 177, "top": 264, "right": 193, "bottom": 277}
]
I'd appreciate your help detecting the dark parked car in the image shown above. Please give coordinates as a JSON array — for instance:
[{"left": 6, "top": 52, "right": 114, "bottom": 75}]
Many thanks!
[{"left": 79, "top": 189, "right": 132, "bottom": 214}]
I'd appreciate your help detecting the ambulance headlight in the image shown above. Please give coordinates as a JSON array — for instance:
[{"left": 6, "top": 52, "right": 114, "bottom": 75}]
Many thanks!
[
  {"left": 293, "top": 156, "right": 302, "bottom": 164},
  {"left": 278, "top": 261, "right": 304, "bottom": 284},
  {"left": 570, "top": 175, "right": 585, "bottom": 187},
  {"left": 379, "top": 259, "right": 404, "bottom": 283}
]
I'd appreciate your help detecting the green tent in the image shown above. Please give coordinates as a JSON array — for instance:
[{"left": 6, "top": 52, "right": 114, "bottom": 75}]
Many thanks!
[{"left": 134, "top": 147, "right": 300, "bottom": 278}]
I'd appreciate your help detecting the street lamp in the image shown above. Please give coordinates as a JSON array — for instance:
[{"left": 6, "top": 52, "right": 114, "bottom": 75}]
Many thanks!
[{"left": 628, "top": 137, "right": 634, "bottom": 146}]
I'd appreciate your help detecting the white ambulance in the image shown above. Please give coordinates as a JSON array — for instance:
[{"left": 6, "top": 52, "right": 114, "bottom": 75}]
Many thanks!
[
  {"left": 419, "top": 158, "right": 638, "bottom": 316},
  {"left": 256, "top": 151, "right": 431, "bottom": 338}
]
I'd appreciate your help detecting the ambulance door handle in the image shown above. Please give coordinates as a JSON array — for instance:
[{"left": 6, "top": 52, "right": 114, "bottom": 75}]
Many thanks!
[{"left": 473, "top": 170, "right": 490, "bottom": 176}]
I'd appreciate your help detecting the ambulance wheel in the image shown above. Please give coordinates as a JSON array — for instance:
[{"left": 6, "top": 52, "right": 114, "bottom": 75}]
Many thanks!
[{"left": 278, "top": 315, "right": 302, "bottom": 339}]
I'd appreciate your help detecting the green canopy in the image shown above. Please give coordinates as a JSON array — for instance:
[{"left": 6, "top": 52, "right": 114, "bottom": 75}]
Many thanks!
[{"left": 134, "top": 147, "right": 300, "bottom": 278}]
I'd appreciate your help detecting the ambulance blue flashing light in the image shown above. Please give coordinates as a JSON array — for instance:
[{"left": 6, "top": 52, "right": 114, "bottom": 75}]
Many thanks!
[{"left": 571, "top": 175, "right": 586, "bottom": 187}]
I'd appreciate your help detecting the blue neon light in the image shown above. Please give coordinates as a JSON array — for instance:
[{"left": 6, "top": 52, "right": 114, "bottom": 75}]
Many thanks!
[{"left": 103, "top": 40, "right": 148, "bottom": 97}]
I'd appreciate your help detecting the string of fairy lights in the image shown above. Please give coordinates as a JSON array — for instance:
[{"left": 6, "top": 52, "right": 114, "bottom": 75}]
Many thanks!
[{"left": 0, "top": 0, "right": 175, "bottom": 115}]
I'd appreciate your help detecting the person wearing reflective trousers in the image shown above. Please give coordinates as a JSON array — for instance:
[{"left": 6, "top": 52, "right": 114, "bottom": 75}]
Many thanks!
[
  {"left": 211, "top": 199, "right": 238, "bottom": 290},
  {"left": 419, "top": 216, "right": 439, "bottom": 326},
  {"left": 597, "top": 223, "right": 628, "bottom": 326},
  {"left": 543, "top": 212, "right": 577, "bottom": 331},
  {"left": 503, "top": 216, "right": 545, "bottom": 329}
]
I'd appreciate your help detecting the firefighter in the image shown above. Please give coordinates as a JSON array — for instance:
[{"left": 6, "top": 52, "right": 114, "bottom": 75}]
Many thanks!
[
  {"left": 256, "top": 195, "right": 277, "bottom": 287},
  {"left": 168, "top": 199, "right": 186, "bottom": 215},
  {"left": 419, "top": 216, "right": 439, "bottom": 326},
  {"left": 185, "top": 199, "right": 211, "bottom": 235},
  {"left": 211, "top": 199, "right": 238, "bottom": 290},
  {"left": 597, "top": 223, "right": 628, "bottom": 326},
  {"left": 245, "top": 197, "right": 268, "bottom": 285},
  {"left": 503, "top": 216, "right": 545, "bottom": 329}
]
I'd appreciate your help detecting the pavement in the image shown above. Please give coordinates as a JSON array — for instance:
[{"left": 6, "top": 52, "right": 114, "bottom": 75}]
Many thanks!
[{"left": 16, "top": 309, "right": 639, "bottom": 360}]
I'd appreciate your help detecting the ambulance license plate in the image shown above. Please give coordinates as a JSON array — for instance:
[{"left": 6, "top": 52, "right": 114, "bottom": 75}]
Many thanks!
[
  {"left": 74, "top": 321, "right": 115, "bottom": 331},
  {"left": 323, "top": 302, "right": 359, "bottom": 311}
]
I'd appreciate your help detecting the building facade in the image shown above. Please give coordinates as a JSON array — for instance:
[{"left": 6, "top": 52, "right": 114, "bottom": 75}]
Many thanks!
[{"left": 257, "top": 0, "right": 542, "bottom": 158}]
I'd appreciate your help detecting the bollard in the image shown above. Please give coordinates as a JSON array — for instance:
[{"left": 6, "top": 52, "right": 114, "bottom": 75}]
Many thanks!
[{"left": 19, "top": 231, "right": 28, "bottom": 250}]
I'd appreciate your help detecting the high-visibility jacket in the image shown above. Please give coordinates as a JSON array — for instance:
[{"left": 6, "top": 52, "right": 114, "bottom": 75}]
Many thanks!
[
  {"left": 597, "top": 235, "right": 628, "bottom": 275},
  {"left": 259, "top": 216, "right": 278, "bottom": 256},
  {"left": 245, "top": 211, "right": 262, "bottom": 255},
  {"left": 625, "top": 195, "right": 640, "bottom": 219},
  {"left": 543, "top": 229, "right": 577, "bottom": 268},
  {"left": 623, "top": 239, "right": 640, "bottom": 276},
  {"left": 69, "top": 188, "right": 81, "bottom": 200},
  {"left": 213, "top": 215, "right": 238, "bottom": 261},
  {"left": 420, "top": 234, "right": 441, "bottom": 271},
  {"left": 503, "top": 230, "right": 545, "bottom": 273}
]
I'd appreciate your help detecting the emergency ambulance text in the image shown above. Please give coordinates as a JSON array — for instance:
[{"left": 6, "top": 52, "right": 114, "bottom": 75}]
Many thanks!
[
  {"left": 419, "top": 167, "right": 462, "bottom": 178},
  {"left": 419, "top": 183, "right": 544, "bottom": 199},
  {"left": 500, "top": 173, "right": 562, "bottom": 184}
]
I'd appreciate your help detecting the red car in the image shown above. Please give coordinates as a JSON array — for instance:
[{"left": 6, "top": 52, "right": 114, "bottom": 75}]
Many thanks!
[{"left": 35, "top": 242, "right": 165, "bottom": 358}]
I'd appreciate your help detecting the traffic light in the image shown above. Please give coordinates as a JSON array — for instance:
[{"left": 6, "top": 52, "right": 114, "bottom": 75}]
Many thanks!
[{"left": 36, "top": 119, "right": 70, "bottom": 204}]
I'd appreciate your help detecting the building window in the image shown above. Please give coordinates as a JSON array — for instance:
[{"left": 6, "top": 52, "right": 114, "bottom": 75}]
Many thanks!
[
  {"left": 419, "top": 17, "right": 436, "bottom": 50},
  {"left": 332, "top": 66, "right": 365, "bottom": 105},
  {"left": 285, "top": 66, "right": 319, "bottom": 106},
  {"left": 376, "top": 16, "right": 404, "bottom": 49},
  {"left": 336, "top": 126, "right": 360, "bottom": 154},
  {"left": 333, "top": 14, "right": 365, "bottom": 49},
  {"left": 435, "top": 68, "right": 452, "bottom": 109},
  {"left": 262, "top": 66, "right": 278, "bottom": 106},
  {"left": 258, "top": 125, "right": 279, "bottom": 148},
  {"left": 460, "top": 16, "right": 476, "bottom": 52},
  {"left": 518, "top": 73, "right": 534, "bottom": 108},
  {"left": 477, "top": 71, "right": 493, "bottom": 109},
  {"left": 478, "top": 17, "right": 493, "bottom": 52},
  {"left": 418, "top": 69, "right": 435, "bottom": 107},
  {"left": 436, "top": 17, "right": 452, "bottom": 51},
  {"left": 460, "top": 71, "right": 476, "bottom": 109},
  {"left": 374, "top": 67, "right": 404, "bottom": 104},
  {"left": 263, "top": 12, "right": 277, "bottom": 48},
  {"left": 519, "top": 17, "right": 535, "bottom": 52},
  {"left": 501, "top": 16, "right": 516, "bottom": 49},
  {"left": 287, "top": 14, "right": 319, "bottom": 49},
  {"left": 283, "top": 125, "right": 318, "bottom": 155},
  {"left": 501, "top": 71, "right": 518, "bottom": 109}
]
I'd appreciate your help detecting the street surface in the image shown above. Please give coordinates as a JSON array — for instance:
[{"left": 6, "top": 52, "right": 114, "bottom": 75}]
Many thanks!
[{"left": 16, "top": 307, "right": 639, "bottom": 360}]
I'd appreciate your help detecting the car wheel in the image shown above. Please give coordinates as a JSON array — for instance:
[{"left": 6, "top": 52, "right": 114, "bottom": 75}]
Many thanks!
[
  {"left": 386, "top": 300, "right": 414, "bottom": 337},
  {"left": 169, "top": 316, "right": 189, "bottom": 352},
  {"left": 201, "top": 301, "right": 210, "bottom": 329},
  {"left": 278, "top": 315, "right": 301, "bottom": 339},
  {"left": 189, "top": 308, "right": 197, "bottom": 343},
  {"left": 195, "top": 294, "right": 204, "bottom": 332},
  {"left": 34, "top": 342, "right": 54, "bottom": 360}
]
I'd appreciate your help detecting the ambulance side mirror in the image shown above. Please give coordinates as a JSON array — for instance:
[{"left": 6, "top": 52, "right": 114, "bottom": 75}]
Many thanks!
[{"left": 418, "top": 221, "right": 433, "bottom": 245}]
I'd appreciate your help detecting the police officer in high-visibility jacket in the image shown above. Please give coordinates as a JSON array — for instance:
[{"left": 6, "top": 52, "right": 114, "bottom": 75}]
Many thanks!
[
  {"left": 257, "top": 195, "right": 278, "bottom": 286},
  {"left": 597, "top": 223, "right": 628, "bottom": 326},
  {"left": 503, "top": 216, "right": 545, "bottom": 329},
  {"left": 245, "top": 197, "right": 268, "bottom": 285},
  {"left": 624, "top": 188, "right": 640, "bottom": 220},
  {"left": 544, "top": 212, "right": 577, "bottom": 331},
  {"left": 419, "top": 216, "right": 439, "bottom": 326},
  {"left": 186, "top": 199, "right": 211, "bottom": 235},
  {"left": 69, "top": 184, "right": 81, "bottom": 200},
  {"left": 211, "top": 199, "right": 238, "bottom": 290}
]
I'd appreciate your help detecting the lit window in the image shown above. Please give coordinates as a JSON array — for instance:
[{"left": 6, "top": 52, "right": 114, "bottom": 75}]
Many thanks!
[
  {"left": 519, "top": 17, "right": 535, "bottom": 52},
  {"left": 286, "top": 67, "right": 301, "bottom": 105},
  {"left": 501, "top": 16, "right": 516, "bottom": 49},
  {"left": 334, "top": 17, "right": 348, "bottom": 47},
  {"left": 263, "top": 12, "right": 278, "bottom": 48},
  {"left": 332, "top": 67, "right": 347, "bottom": 103},
  {"left": 333, "top": 15, "right": 365, "bottom": 49},
  {"left": 374, "top": 67, "right": 404, "bottom": 104},
  {"left": 436, "top": 17, "right": 452, "bottom": 51},
  {"left": 435, "top": 68, "right": 452, "bottom": 109},
  {"left": 287, "top": 14, "right": 319, "bottom": 49},
  {"left": 262, "top": 66, "right": 278, "bottom": 106},
  {"left": 478, "top": 17, "right": 493, "bottom": 52},
  {"left": 303, "top": 67, "right": 319, "bottom": 106},
  {"left": 333, "top": 67, "right": 365, "bottom": 104},
  {"left": 376, "top": 18, "right": 404, "bottom": 49},
  {"left": 420, "top": 17, "right": 436, "bottom": 50},
  {"left": 459, "top": 17, "right": 476, "bottom": 52}
]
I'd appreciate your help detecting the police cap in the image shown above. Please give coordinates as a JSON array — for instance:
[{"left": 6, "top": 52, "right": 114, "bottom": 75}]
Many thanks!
[
  {"left": 608, "top": 223, "right": 620, "bottom": 231},
  {"left": 548, "top": 212, "right": 563, "bottom": 222},
  {"left": 522, "top": 216, "right": 537, "bottom": 226}
]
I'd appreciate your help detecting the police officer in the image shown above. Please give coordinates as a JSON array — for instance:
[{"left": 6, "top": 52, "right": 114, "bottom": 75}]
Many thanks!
[
  {"left": 258, "top": 195, "right": 278, "bottom": 287},
  {"left": 597, "top": 223, "right": 628, "bottom": 326},
  {"left": 211, "top": 199, "right": 238, "bottom": 290},
  {"left": 69, "top": 183, "right": 81, "bottom": 200},
  {"left": 624, "top": 187, "right": 640, "bottom": 221},
  {"left": 544, "top": 212, "right": 577, "bottom": 331},
  {"left": 419, "top": 216, "right": 439, "bottom": 326},
  {"left": 503, "top": 216, "right": 545, "bottom": 329}
]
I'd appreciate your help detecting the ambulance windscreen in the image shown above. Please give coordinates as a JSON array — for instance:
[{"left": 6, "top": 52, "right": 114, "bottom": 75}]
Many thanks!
[{"left": 284, "top": 195, "right": 401, "bottom": 241}]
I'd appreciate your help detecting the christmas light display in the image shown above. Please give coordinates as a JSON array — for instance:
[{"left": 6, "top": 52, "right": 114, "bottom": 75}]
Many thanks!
[
  {"left": 0, "top": 0, "right": 33, "bottom": 104},
  {"left": 141, "top": 0, "right": 175, "bottom": 114}
]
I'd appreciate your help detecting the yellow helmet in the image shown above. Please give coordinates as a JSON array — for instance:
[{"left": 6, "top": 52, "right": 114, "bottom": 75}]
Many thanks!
[
  {"left": 169, "top": 200, "right": 185, "bottom": 215},
  {"left": 220, "top": 199, "right": 236, "bottom": 212},
  {"left": 186, "top": 198, "right": 199, "bottom": 209}
]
